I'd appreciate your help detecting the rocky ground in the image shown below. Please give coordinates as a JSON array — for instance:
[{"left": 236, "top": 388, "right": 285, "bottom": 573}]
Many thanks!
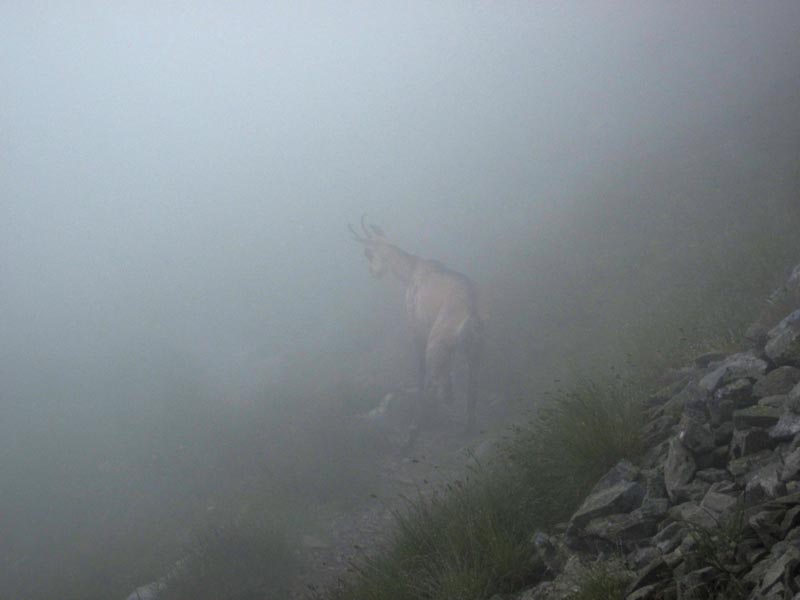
[{"left": 514, "top": 263, "right": 800, "bottom": 600}]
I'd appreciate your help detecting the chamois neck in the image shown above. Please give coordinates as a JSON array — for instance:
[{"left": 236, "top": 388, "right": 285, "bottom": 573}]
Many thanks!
[{"left": 385, "top": 245, "right": 418, "bottom": 284}]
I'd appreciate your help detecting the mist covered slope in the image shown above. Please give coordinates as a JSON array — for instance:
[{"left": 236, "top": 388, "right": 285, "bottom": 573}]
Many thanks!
[{"left": 1, "top": 2, "right": 800, "bottom": 599}]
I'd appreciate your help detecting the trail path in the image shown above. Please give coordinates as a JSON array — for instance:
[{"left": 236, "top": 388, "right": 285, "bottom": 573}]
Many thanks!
[{"left": 289, "top": 393, "right": 511, "bottom": 598}]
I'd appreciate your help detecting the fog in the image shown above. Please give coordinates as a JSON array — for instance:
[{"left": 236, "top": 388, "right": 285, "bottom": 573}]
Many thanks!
[{"left": 2, "top": 2, "right": 800, "bottom": 598}]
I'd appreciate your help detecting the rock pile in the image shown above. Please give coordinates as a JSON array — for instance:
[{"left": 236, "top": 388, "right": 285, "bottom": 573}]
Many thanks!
[{"left": 521, "top": 264, "right": 800, "bottom": 600}]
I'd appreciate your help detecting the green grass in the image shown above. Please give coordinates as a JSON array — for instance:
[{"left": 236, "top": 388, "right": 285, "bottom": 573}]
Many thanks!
[{"left": 322, "top": 377, "right": 645, "bottom": 600}]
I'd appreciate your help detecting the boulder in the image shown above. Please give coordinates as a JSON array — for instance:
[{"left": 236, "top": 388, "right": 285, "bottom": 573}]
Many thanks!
[
  {"left": 758, "top": 394, "right": 791, "bottom": 409},
  {"left": 733, "top": 406, "right": 782, "bottom": 429},
  {"left": 667, "top": 501, "right": 718, "bottom": 530},
  {"left": 745, "top": 463, "right": 786, "bottom": 506},
  {"left": 765, "top": 310, "right": 800, "bottom": 367},
  {"left": 652, "top": 522, "right": 686, "bottom": 554},
  {"left": 713, "top": 378, "right": 755, "bottom": 411},
  {"left": 730, "top": 427, "right": 772, "bottom": 458},
  {"left": 699, "top": 352, "right": 768, "bottom": 394},
  {"left": 753, "top": 366, "right": 800, "bottom": 398},
  {"left": 781, "top": 447, "right": 800, "bottom": 482},
  {"left": 770, "top": 412, "right": 800, "bottom": 442},
  {"left": 677, "top": 417, "right": 715, "bottom": 455},
  {"left": 757, "top": 545, "right": 800, "bottom": 596},
  {"left": 570, "top": 462, "right": 645, "bottom": 529},
  {"left": 583, "top": 510, "right": 660, "bottom": 548},
  {"left": 664, "top": 438, "right": 696, "bottom": 502}
]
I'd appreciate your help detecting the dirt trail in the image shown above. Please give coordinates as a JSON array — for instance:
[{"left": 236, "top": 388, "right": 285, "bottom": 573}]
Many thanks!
[{"left": 290, "top": 394, "right": 510, "bottom": 598}]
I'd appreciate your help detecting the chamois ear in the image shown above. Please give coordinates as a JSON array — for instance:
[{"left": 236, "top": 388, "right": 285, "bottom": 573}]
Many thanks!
[
  {"left": 370, "top": 225, "right": 385, "bottom": 238},
  {"left": 364, "top": 247, "right": 374, "bottom": 260}
]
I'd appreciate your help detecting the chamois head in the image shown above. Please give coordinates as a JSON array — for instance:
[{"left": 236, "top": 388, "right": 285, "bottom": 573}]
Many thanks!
[{"left": 348, "top": 215, "right": 390, "bottom": 279}]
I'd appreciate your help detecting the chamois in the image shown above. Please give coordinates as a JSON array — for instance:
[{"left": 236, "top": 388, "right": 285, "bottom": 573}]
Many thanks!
[{"left": 349, "top": 216, "right": 484, "bottom": 442}]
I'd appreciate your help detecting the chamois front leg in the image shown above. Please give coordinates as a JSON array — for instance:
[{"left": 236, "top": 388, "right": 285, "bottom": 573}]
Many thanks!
[
  {"left": 401, "top": 336, "right": 427, "bottom": 453},
  {"left": 464, "top": 336, "right": 482, "bottom": 434}
]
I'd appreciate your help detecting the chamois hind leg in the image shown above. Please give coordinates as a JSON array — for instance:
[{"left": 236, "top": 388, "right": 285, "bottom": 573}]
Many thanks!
[
  {"left": 402, "top": 336, "right": 427, "bottom": 453},
  {"left": 464, "top": 337, "right": 482, "bottom": 434}
]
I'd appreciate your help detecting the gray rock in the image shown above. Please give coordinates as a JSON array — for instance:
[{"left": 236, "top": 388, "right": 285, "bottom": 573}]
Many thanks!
[
  {"left": 758, "top": 394, "right": 791, "bottom": 410},
  {"left": 754, "top": 366, "right": 800, "bottom": 398},
  {"left": 571, "top": 480, "right": 646, "bottom": 529},
  {"left": 728, "top": 449, "right": 775, "bottom": 478},
  {"left": 766, "top": 310, "right": 800, "bottom": 367},
  {"left": 653, "top": 522, "right": 686, "bottom": 554},
  {"left": 693, "top": 352, "right": 727, "bottom": 369},
  {"left": 699, "top": 352, "right": 768, "bottom": 393},
  {"left": 759, "top": 545, "right": 800, "bottom": 594},
  {"left": 640, "top": 439, "right": 670, "bottom": 470},
  {"left": 647, "top": 376, "right": 696, "bottom": 408},
  {"left": 780, "top": 505, "right": 800, "bottom": 537},
  {"left": 593, "top": 459, "right": 641, "bottom": 489},
  {"left": 770, "top": 412, "right": 800, "bottom": 442},
  {"left": 713, "top": 378, "right": 755, "bottom": 411},
  {"left": 781, "top": 447, "right": 800, "bottom": 482},
  {"left": 583, "top": 510, "right": 660, "bottom": 547},
  {"left": 664, "top": 438, "right": 696, "bottom": 502},
  {"left": 730, "top": 427, "right": 772, "bottom": 458},
  {"left": 745, "top": 463, "right": 786, "bottom": 506},
  {"left": 640, "top": 415, "right": 677, "bottom": 447},
  {"left": 626, "top": 547, "right": 662, "bottom": 571},
  {"left": 531, "top": 531, "right": 565, "bottom": 574},
  {"left": 625, "top": 557, "right": 672, "bottom": 596},
  {"left": 676, "top": 567, "right": 717, "bottom": 598},
  {"left": 700, "top": 486, "right": 739, "bottom": 518},
  {"left": 668, "top": 502, "right": 718, "bottom": 530},
  {"left": 677, "top": 417, "right": 716, "bottom": 455},
  {"left": 125, "top": 582, "right": 164, "bottom": 600},
  {"left": 625, "top": 583, "right": 664, "bottom": 600},
  {"left": 662, "top": 380, "right": 709, "bottom": 419},
  {"left": 695, "top": 468, "right": 731, "bottom": 484},
  {"left": 733, "top": 406, "right": 783, "bottom": 429},
  {"left": 712, "top": 420, "right": 734, "bottom": 446}
]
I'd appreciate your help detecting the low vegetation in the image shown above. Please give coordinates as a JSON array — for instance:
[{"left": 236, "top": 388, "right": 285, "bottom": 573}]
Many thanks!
[{"left": 322, "top": 377, "right": 644, "bottom": 600}]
